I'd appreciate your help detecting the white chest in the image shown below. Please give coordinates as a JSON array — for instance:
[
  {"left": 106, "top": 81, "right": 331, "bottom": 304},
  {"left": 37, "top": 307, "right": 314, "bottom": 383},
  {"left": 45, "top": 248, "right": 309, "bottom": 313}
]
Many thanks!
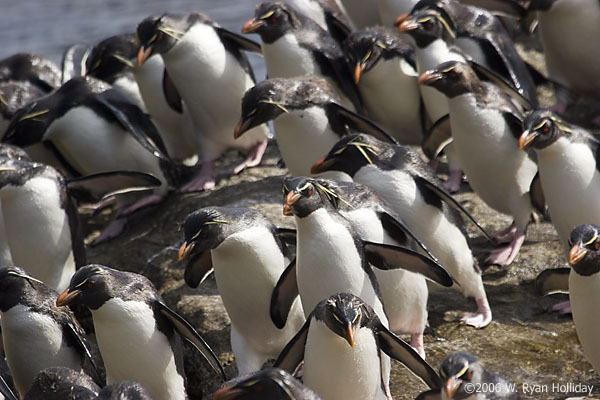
[
  {"left": 569, "top": 270, "right": 600, "bottom": 372},
  {"left": 263, "top": 33, "right": 318, "bottom": 78}
]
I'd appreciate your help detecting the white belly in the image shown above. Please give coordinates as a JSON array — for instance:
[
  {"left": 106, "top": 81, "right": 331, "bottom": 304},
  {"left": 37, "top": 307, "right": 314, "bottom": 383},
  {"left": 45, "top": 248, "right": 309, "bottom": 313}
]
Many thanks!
[
  {"left": 2, "top": 305, "right": 82, "bottom": 395},
  {"left": 92, "top": 299, "right": 186, "bottom": 400},
  {"left": 263, "top": 33, "right": 321, "bottom": 78},
  {"left": 569, "top": 270, "right": 600, "bottom": 373},
  {"left": 112, "top": 75, "right": 146, "bottom": 112}
]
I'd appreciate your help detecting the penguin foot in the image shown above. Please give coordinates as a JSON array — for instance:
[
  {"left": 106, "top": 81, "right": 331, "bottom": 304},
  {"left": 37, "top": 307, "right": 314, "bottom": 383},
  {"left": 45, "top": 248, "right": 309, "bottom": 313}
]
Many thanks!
[
  {"left": 79, "top": 196, "right": 117, "bottom": 215},
  {"left": 549, "top": 300, "right": 572, "bottom": 314},
  {"left": 410, "top": 333, "right": 426, "bottom": 359},
  {"left": 491, "top": 223, "right": 517, "bottom": 244},
  {"left": 485, "top": 230, "right": 525, "bottom": 266},
  {"left": 461, "top": 298, "right": 492, "bottom": 328},
  {"left": 179, "top": 161, "right": 216, "bottom": 192},
  {"left": 118, "top": 194, "right": 164, "bottom": 216},
  {"left": 91, "top": 217, "right": 127, "bottom": 246},
  {"left": 428, "top": 158, "right": 440, "bottom": 172},
  {"left": 444, "top": 168, "right": 463, "bottom": 193},
  {"left": 232, "top": 140, "right": 268, "bottom": 174}
]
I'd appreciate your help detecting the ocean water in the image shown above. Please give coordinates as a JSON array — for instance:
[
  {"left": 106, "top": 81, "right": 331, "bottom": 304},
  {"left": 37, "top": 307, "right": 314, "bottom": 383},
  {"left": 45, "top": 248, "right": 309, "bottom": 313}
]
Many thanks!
[{"left": 0, "top": 0, "right": 266, "bottom": 78}]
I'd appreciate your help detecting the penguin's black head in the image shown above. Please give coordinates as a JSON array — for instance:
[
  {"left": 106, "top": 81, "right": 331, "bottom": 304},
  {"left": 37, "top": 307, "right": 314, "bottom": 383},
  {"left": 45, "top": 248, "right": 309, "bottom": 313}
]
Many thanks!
[
  {"left": 0, "top": 53, "right": 62, "bottom": 93},
  {"left": 311, "top": 133, "right": 385, "bottom": 177},
  {"left": 86, "top": 33, "right": 138, "bottom": 81},
  {"left": 57, "top": 264, "right": 153, "bottom": 310},
  {"left": 27, "top": 367, "right": 100, "bottom": 400},
  {"left": 345, "top": 28, "right": 415, "bottom": 84},
  {"left": 242, "top": 2, "right": 302, "bottom": 44},
  {"left": 418, "top": 60, "right": 477, "bottom": 98},
  {"left": 518, "top": 110, "right": 566, "bottom": 150},
  {"left": 0, "top": 266, "right": 48, "bottom": 312},
  {"left": 213, "top": 368, "right": 301, "bottom": 400},
  {"left": 439, "top": 352, "right": 481, "bottom": 399},
  {"left": 179, "top": 207, "right": 261, "bottom": 288},
  {"left": 137, "top": 13, "right": 200, "bottom": 66},
  {"left": 316, "top": 293, "right": 371, "bottom": 348},
  {"left": 282, "top": 176, "right": 329, "bottom": 218},
  {"left": 235, "top": 79, "right": 291, "bottom": 139},
  {"left": 0, "top": 80, "right": 46, "bottom": 121},
  {"left": 396, "top": 5, "right": 456, "bottom": 48},
  {"left": 2, "top": 99, "right": 52, "bottom": 147},
  {"left": 568, "top": 224, "right": 600, "bottom": 277}
]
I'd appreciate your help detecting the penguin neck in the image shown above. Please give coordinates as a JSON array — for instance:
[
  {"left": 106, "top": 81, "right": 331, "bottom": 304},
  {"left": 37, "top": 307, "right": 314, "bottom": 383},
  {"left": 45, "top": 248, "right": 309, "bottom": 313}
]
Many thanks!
[{"left": 415, "top": 39, "right": 465, "bottom": 73}]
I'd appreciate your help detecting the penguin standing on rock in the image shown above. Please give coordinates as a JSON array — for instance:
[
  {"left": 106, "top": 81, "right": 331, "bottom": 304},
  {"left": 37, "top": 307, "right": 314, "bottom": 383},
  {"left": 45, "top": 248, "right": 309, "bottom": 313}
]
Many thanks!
[
  {"left": 56, "top": 264, "right": 226, "bottom": 400},
  {"left": 419, "top": 61, "right": 538, "bottom": 266},
  {"left": 178, "top": 206, "right": 305, "bottom": 375},
  {"left": 311, "top": 133, "right": 493, "bottom": 328},
  {"left": 137, "top": 12, "right": 270, "bottom": 192},
  {"left": 0, "top": 266, "right": 100, "bottom": 397},
  {"left": 275, "top": 293, "right": 440, "bottom": 400}
]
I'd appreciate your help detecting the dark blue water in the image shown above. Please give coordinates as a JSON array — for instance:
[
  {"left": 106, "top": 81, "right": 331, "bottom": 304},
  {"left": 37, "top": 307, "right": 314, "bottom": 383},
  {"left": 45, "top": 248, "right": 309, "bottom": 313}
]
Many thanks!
[{"left": 0, "top": 0, "right": 266, "bottom": 78}]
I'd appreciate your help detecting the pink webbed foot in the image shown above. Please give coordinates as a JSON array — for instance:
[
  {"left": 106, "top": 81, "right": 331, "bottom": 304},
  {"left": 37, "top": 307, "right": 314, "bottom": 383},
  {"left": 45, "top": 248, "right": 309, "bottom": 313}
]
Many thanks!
[
  {"left": 233, "top": 140, "right": 268, "bottom": 175},
  {"left": 91, "top": 217, "right": 127, "bottom": 246},
  {"left": 549, "top": 300, "right": 571, "bottom": 314},
  {"left": 491, "top": 223, "right": 517, "bottom": 244},
  {"left": 410, "top": 332, "right": 426, "bottom": 359},
  {"left": 118, "top": 194, "right": 165, "bottom": 217},
  {"left": 461, "top": 297, "right": 492, "bottom": 328},
  {"left": 486, "top": 229, "right": 525, "bottom": 266},
  {"left": 179, "top": 161, "right": 216, "bottom": 192},
  {"left": 444, "top": 168, "right": 463, "bottom": 193}
]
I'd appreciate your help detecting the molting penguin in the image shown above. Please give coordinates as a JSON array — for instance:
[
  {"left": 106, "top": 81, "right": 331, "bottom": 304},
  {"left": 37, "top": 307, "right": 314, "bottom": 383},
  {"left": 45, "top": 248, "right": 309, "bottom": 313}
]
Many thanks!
[
  {"left": 275, "top": 293, "right": 440, "bottom": 400},
  {"left": 242, "top": 2, "right": 361, "bottom": 111},
  {"left": 137, "top": 12, "right": 269, "bottom": 191},
  {"left": 178, "top": 206, "right": 305, "bottom": 375},
  {"left": 56, "top": 264, "right": 225, "bottom": 400},
  {"left": 566, "top": 224, "right": 600, "bottom": 373},
  {"left": 96, "top": 381, "right": 153, "bottom": 400},
  {"left": 86, "top": 33, "right": 197, "bottom": 163},
  {"left": 419, "top": 60, "right": 538, "bottom": 266},
  {"left": 235, "top": 75, "right": 394, "bottom": 179},
  {"left": 213, "top": 368, "right": 322, "bottom": 400},
  {"left": 0, "top": 267, "right": 99, "bottom": 397},
  {"left": 0, "top": 81, "right": 45, "bottom": 135},
  {"left": 0, "top": 53, "right": 62, "bottom": 94},
  {"left": 23, "top": 367, "right": 99, "bottom": 400},
  {"left": 344, "top": 27, "right": 424, "bottom": 145},
  {"left": 519, "top": 110, "right": 600, "bottom": 254},
  {"left": 311, "top": 133, "right": 493, "bottom": 328}
]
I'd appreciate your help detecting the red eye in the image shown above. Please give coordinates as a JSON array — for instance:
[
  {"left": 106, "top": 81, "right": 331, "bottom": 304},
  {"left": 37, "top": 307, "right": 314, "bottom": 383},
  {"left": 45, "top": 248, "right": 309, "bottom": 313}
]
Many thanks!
[
  {"left": 87, "top": 282, "right": 93, "bottom": 289},
  {"left": 307, "top": 188, "right": 313, "bottom": 196},
  {"left": 466, "top": 370, "right": 473, "bottom": 380},
  {"left": 424, "top": 20, "right": 434, "bottom": 29},
  {"left": 543, "top": 125, "right": 550, "bottom": 133},
  {"left": 594, "top": 242, "right": 599, "bottom": 250}
]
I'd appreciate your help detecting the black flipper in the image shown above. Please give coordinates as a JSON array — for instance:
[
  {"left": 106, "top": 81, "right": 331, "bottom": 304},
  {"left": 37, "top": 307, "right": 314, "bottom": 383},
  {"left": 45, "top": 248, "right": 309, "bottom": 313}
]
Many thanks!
[
  {"left": 378, "top": 211, "right": 437, "bottom": 261},
  {"left": 270, "top": 259, "right": 299, "bottom": 329},
  {"left": 376, "top": 322, "right": 441, "bottom": 389},
  {"left": 529, "top": 171, "right": 546, "bottom": 215},
  {"left": 422, "top": 114, "right": 452, "bottom": 160},
  {"left": 324, "top": 11, "right": 352, "bottom": 44},
  {"left": 276, "top": 228, "right": 297, "bottom": 247},
  {"left": 162, "top": 69, "right": 183, "bottom": 113},
  {"left": 65, "top": 321, "right": 104, "bottom": 386},
  {"left": 469, "top": 61, "right": 533, "bottom": 110},
  {"left": 273, "top": 317, "right": 310, "bottom": 373},
  {"left": 415, "top": 389, "right": 442, "bottom": 400},
  {"left": 0, "top": 374, "right": 17, "bottom": 400},
  {"left": 155, "top": 299, "right": 226, "bottom": 381},
  {"left": 414, "top": 176, "right": 494, "bottom": 242},
  {"left": 326, "top": 102, "right": 398, "bottom": 144},
  {"left": 535, "top": 268, "right": 570, "bottom": 296},
  {"left": 183, "top": 250, "right": 214, "bottom": 288},
  {"left": 363, "top": 241, "right": 454, "bottom": 287},
  {"left": 66, "top": 171, "right": 161, "bottom": 203},
  {"left": 215, "top": 27, "right": 262, "bottom": 54}
]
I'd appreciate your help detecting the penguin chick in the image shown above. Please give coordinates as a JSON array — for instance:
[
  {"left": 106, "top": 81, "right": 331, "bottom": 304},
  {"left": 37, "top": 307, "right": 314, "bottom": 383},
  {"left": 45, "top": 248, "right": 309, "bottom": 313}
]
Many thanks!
[
  {"left": 567, "top": 224, "right": 600, "bottom": 373},
  {"left": 213, "top": 368, "right": 321, "bottom": 400},
  {"left": 242, "top": 2, "right": 361, "bottom": 111},
  {"left": 311, "top": 133, "right": 493, "bottom": 328},
  {"left": 178, "top": 207, "right": 305, "bottom": 375},
  {"left": 419, "top": 60, "right": 538, "bottom": 266},
  {"left": 0, "top": 266, "right": 100, "bottom": 397},
  {"left": 275, "top": 293, "right": 440, "bottom": 400},
  {"left": 344, "top": 27, "right": 424, "bottom": 145},
  {"left": 417, "top": 352, "right": 519, "bottom": 399},
  {"left": 235, "top": 75, "right": 394, "bottom": 178},
  {"left": 519, "top": 110, "right": 600, "bottom": 254},
  {"left": 137, "top": 12, "right": 269, "bottom": 192},
  {"left": 24, "top": 367, "right": 99, "bottom": 400},
  {"left": 56, "top": 264, "right": 225, "bottom": 400},
  {"left": 86, "top": 33, "right": 198, "bottom": 164}
]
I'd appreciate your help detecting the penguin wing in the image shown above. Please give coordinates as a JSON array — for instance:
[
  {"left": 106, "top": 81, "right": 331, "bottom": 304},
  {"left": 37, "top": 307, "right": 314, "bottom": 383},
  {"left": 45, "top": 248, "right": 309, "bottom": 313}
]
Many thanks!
[
  {"left": 535, "top": 268, "right": 570, "bottom": 296},
  {"left": 313, "top": 49, "right": 362, "bottom": 111},
  {"left": 415, "top": 389, "right": 442, "bottom": 400},
  {"left": 325, "top": 102, "right": 398, "bottom": 144},
  {"left": 273, "top": 316, "right": 310, "bottom": 373},
  {"left": 276, "top": 227, "right": 297, "bottom": 246},
  {"left": 469, "top": 61, "right": 533, "bottom": 111},
  {"left": 324, "top": 10, "right": 352, "bottom": 43},
  {"left": 421, "top": 114, "right": 453, "bottom": 160},
  {"left": 66, "top": 171, "right": 161, "bottom": 203},
  {"left": 529, "top": 171, "right": 546, "bottom": 215},
  {"left": 162, "top": 69, "right": 183, "bottom": 114},
  {"left": 215, "top": 26, "right": 261, "bottom": 82},
  {"left": 375, "top": 323, "right": 441, "bottom": 389},
  {"left": 377, "top": 210, "right": 436, "bottom": 260},
  {"left": 64, "top": 320, "right": 104, "bottom": 385},
  {"left": 363, "top": 241, "right": 454, "bottom": 287},
  {"left": 155, "top": 300, "right": 226, "bottom": 381},
  {"left": 183, "top": 249, "right": 214, "bottom": 289},
  {"left": 413, "top": 176, "right": 493, "bottom": 242},
  {"left": 91, "top": 90, "right": 169, "bottom": 159},
  {"left": 0, "top": 374, "right": 17, "bottom": 400},
  {"left": 270, "top": 258, "right": 299, "bottom": 329}
]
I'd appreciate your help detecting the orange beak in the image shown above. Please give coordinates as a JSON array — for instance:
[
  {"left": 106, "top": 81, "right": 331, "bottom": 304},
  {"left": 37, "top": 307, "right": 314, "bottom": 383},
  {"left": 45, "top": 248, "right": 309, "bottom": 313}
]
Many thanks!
[
  {"left": 518, "top": 129, "right": 537, "bottom": 150},
  {"left": 310, "top": 156, "right": 334, "bottom": 174},
  {"left": 418, "top": 71, "right": 443, "bottom": 86},
  {"left": 346, "top": 324, "right": 355, "bottom": 347},
  {"left": 56, "top": 289, "right": 81, "bottom": 307},
  {"left": 178, "top": 242, "right": 195, "bottom": 261},
  {"left": 283, "top": 191, "right": 300, "bottom": 216},
  {"left": 234, "top": 117, "right": 252, "bottom": 139},
  {"left": 212, "top": 385, "right": 242, "bottom": 400},
  {"left": 396, "top": 14, "right": 419, "bottom": 32},
  {"left": 242, "top": 18, "right": 264, "bottom": 34},
  {"left": 354, "top": 63, "right": 365, "bottom": 84},
  {"left": 393, "top": 13, "right": 409, "bottom": 27},
  {"left": 444, "top": 376, "right": 461, "bottom": 398},
  {"left": 569, "top": 244, "right": 587, "bottom": 265},
  {"left": 137, "top": 46, "right": 152, "bottom": 67}
]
